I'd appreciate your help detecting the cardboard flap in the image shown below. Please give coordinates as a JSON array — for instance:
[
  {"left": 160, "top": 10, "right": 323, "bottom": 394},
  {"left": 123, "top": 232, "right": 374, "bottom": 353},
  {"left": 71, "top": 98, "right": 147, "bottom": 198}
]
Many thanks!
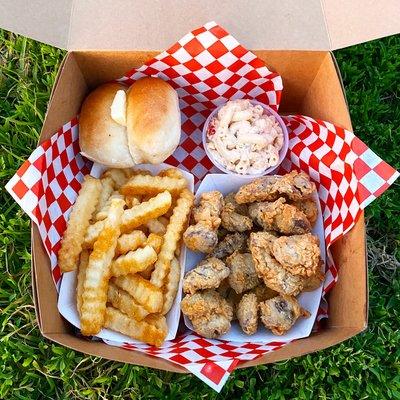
[
  {"left": 67, "top": 0, "right": 330, "bottom": 50},
  {"left": 0, "top": 0, "right": 72, "bottom": 48},
  {"left": 322, "top": 0, "right": 400, "bottom": 50},
  {"left": 0, "top": 0, "right": 398, "bottom": 51}
]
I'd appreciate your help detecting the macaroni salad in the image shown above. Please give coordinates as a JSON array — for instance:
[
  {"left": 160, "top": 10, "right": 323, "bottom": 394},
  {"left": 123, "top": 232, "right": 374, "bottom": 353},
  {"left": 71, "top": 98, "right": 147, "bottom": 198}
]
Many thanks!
[{"left": 206, "top": 100, "right": 284, "bottom": 175}]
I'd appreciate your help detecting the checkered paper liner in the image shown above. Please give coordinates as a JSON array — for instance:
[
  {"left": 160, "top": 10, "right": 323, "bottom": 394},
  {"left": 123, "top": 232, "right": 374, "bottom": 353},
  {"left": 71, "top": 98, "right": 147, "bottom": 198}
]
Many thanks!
[{"left": 6, "top": 22, "right": 399, "bottom": 392}]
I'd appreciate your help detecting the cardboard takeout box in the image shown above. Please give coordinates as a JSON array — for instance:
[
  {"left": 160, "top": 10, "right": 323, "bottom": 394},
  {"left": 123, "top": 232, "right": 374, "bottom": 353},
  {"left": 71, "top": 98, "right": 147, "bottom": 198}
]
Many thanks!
[{"left": 1, "top": 0, "right": 399, "bottom": 373}]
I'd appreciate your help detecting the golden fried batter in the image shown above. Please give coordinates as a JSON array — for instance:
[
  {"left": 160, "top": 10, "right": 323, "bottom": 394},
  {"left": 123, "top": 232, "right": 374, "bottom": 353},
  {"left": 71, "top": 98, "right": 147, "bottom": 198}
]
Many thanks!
[
  {"left": 226, "top": 252, "right": 259, "bottom": 294},
  {"left": 211, "top": 232, "right": 248, "bottom": 259},
  {"left": 249, "top": 285, "right": 278, "bottom": 302},
  {"left": 183, "top": 221, "right": 218, "bottom": 253},
  {"left": 249, "top": 232, "right": 305, "bottom": 296},
  {"left": 193, "top": 191, "right": 224, "bottom": 229},
  {"left": 236, "top": 293, "right": 258, "bottom": 335},
  {"left": 221, "top": 193, "right": 253, "bottom": 232},
  {"left": 259, "top": 295, "right": 310, "bottom": 335},
  {"left": 272, "top": 234, "right": 321, "bottom": 277},
  {"left": 183, "top": 257, "right": 230, "bottom": 294},
  {"left": 181, "top": 290, "right": 233, "bottom": 338},
  {"left": 248, "top": 197, "right": 311, "bottom": 235},
  {"left": 235, "top": 171, "right": 316, "bottom": 204},
  {"left": 291, "top": 198, "right": 318, "bottom": 226}
]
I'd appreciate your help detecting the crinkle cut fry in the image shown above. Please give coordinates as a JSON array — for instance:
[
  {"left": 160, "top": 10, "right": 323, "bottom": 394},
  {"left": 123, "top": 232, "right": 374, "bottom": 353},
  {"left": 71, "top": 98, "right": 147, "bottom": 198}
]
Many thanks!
[
  {"left": 120, "top": 174, "right": 187, "bottom": 196},
  {"left": 80, "top": 198, "right": 125, "bottom": 336},
  {"left": 76, "top": 250, "right": 89, "bottom": 317},
  {"left": 112, "top": 274, "right": 163, "bottom": 313},
  {"left": 107, "top": 283, "right": 149, "bottom": 321},
  {"left": 110, "top": 246, "right": 157, "bottom": 277},
  {"left": 116, "top": 231, "right": 147, "bottom": 255},
  {"left": 104, "top": 307, "right": 166, "bottom": 347},
  {"left": 161, "top": 257, "right": 181, "bottom": 315},
  {"left": 58, "top": 175, "right": 102, "bottom": 272},
  {"left": 150, "top": 189, "right": 194, "bottom": 288},
  {"left": 120, "top": 191, "right": 172, "bottom": 233}
]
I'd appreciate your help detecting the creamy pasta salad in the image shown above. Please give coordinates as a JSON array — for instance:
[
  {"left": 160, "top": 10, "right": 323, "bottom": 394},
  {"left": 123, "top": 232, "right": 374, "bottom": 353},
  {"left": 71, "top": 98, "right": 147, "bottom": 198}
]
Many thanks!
[{"left": 206, "top": 100, "right": 284, "bottom": 175}]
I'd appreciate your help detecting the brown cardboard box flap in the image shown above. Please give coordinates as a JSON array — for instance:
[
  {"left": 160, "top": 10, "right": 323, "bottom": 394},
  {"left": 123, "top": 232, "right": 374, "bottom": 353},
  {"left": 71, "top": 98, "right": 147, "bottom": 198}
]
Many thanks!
[{"left": 0, "top": 0, "right": 398, "bottom": 51}]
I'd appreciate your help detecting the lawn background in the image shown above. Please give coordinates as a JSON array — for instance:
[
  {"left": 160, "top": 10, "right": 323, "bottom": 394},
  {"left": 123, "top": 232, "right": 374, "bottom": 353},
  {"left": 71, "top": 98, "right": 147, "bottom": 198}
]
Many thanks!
[{"left": 0, "top": 31, "right": 399, "bottom": 399}]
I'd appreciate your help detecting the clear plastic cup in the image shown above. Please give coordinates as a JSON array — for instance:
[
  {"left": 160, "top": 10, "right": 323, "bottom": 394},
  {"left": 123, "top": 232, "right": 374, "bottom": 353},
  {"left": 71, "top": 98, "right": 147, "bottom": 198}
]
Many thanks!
[{"left": 202, "top": 99, "right": 289, "bottom": 178}]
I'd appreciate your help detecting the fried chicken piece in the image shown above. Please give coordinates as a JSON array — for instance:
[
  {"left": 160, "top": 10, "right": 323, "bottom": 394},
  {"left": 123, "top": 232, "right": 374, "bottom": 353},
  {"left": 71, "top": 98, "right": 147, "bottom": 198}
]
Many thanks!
[
  {"left": 259, "top": 295, "right": 310, "bottom": 335},
  {"left": 303, "top": 269, "right": 325, "bottom": 291},
  {"left": 211, "top": 232, "right": 248, "bottom": 259},
  {"left": 235, "top": 171, "right": 316, "bottom": 204},
  {"left": 183, "top": 221, "right": 218, "bottom": 253},
  {"left": 272, "top": 234, "right": 321, "bottom": 277},
  {"left": 249, "top": 232, "right": 305, "bottom": 296},
  {"left": 237, "top": 293, "right": 258, "bottom": 335},
  {"left": 226, "top": 251, "right": 259, "bottom": 294},
  {"left": 248, "top": 197, "right": 311, "bottom": 235},
  {"left": 217, "top": 278, "right": 231, "bottom": 298},
  {"left": 183, "top": 191, "right": 224, "bottom": 254},
  {"left": 249, "top": 285, "right": 278, "bottom": 302},
  {"left": 291, "top": 198, "right": 318, "bottom": 226},
  {"left": 183, "top": 257, "right": 230, "bottom": 294},
  {"left": 221, "top": 193, "right": 253, "bottom": 232},
  {"left": 181, "top": 290, "right": 233, "bottom": 338},
  {"left": 193, "top": 191, "right": 224, "bottom": 229}
]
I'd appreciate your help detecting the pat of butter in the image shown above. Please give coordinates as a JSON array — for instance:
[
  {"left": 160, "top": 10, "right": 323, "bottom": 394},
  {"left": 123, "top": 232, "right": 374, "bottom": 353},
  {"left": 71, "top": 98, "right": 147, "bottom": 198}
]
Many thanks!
[{"left": 110, "top": 90, "right": 127, "bottom": 126}]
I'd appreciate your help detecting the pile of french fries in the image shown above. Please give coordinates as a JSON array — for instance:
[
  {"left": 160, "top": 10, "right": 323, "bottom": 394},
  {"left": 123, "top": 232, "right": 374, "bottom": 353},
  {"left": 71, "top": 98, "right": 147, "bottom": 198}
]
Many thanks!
[{"left": 58, "top": 167, "right": 194, "bottom": 346}]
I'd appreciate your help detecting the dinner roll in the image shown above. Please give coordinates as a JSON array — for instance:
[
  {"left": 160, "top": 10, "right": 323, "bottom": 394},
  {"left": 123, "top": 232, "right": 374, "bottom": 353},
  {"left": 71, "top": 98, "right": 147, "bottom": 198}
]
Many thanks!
[
  {"left": 79, "top": 83, "right": 135, "bottom": 168},
  {"left": 79, "top": 78, "right": 181, "bottom": 167},
  {"left": 126, "top": 77, "right": 181, "bottom": 164}
]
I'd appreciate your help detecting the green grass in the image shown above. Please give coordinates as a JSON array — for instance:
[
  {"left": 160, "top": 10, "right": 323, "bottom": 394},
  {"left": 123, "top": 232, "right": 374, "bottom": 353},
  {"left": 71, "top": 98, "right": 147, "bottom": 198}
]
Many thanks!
[{"left": 0, "top": 30, "right": 399, "bottom": 399}]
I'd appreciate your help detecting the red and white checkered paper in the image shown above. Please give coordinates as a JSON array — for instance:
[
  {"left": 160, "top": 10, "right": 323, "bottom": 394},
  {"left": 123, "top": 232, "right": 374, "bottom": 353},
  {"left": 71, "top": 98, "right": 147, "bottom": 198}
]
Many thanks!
[{"left": 6, "top": 22, "right": 399, "bottom": 392}]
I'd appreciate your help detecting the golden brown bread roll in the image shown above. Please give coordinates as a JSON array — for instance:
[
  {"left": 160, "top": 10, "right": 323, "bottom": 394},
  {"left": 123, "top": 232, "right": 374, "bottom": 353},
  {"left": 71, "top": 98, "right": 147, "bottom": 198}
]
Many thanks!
[{"left": 79, "top": 78, "right": 181, "bottom": 167}]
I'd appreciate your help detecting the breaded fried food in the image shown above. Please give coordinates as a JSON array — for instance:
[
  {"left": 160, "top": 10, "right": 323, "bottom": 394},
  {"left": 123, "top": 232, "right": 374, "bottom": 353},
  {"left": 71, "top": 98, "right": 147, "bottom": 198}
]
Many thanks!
[
  {"left": 151, "top": 189, "right": 194, "bottom": 288},
  {"left": 237, "top": 293, "right": 258, "bottom": 335},
  {"left": 291, "top": 198, "right": 318, "bottom": 226},
  {"left": 221, "top": 193, "right": 253, "bottom": 232},
  {"left": 183, "top": 221, "right": 218, "bottom": 253},
  {"left": 235, "top": 171, "right": 316, "bottom": 204},
  {"left": 120, "top": 174, "right": 187, "bottom": 196},
  {"left": 58, "top": 175, "right": 102, "bottom": 272},
  {"left": 80, "top": 198, "right": 125, "bottom": 336},
  {"left": 226, "top": 252, "right": 259, "bottom": 294},
  {"left": 272, "top": 234, "right": 321, "bottom": 277},
  {"left": 248, "top": 197, "right": 311, "bottom": 235},
  {"left": 211, "top": 232, "right": 248, "bottom": 259},
  {"left": 259, "top": 295, "right": 310, "bottom": 335},
  {"left": 181, "top": 290, "right": 233, "bottom": 338},
  {"left": 104, "top": 306, "right": 167, "bottom": 346},
  {"left": 303, "top": 268, "right": 325, "bottom": 292},
  {"left": 192, "top": 191, "right": 224, "bottom": 229},
  {"left": 249, "top": 232, "right": 305, "bottom": 296},
  {"left": 183, "top": 257, "right": 230, "bottom": 294},
  {"left": 249, "top": 285, "right": 278, "bottom": 302}
]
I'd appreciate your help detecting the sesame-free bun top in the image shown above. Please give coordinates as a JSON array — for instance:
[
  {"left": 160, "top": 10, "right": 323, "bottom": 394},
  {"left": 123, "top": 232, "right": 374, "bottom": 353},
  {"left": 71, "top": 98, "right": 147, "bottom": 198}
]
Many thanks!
[
  {"left": 79, "top": 83, "right": 135, "bottom": 168},
  {"left": 126, "top": 77, "right": 181, "bottom": 164}
]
